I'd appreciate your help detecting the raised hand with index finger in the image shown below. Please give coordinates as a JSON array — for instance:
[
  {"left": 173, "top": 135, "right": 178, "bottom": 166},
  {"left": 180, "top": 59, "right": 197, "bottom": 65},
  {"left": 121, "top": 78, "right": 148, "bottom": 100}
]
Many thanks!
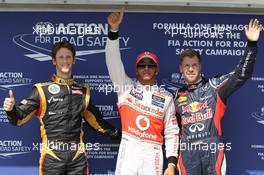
[{"left": 107, "top": 7, "right": 125, "bottom": 31}]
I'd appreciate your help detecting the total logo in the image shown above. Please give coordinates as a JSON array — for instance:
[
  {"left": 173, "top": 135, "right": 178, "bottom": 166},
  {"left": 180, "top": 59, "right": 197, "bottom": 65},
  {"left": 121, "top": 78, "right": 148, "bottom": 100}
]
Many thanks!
[
  {"left": 136, "top": 115, "right": 150, "bottom": 131},
  {"left": 47, "top": 96, "right": 63, "bottom": 104},
  {"left": 182, "top": 101, "right": 208, "bottom": 114},
  {"left": 189, "top": 122, "right": 205, "bottom": 133}
]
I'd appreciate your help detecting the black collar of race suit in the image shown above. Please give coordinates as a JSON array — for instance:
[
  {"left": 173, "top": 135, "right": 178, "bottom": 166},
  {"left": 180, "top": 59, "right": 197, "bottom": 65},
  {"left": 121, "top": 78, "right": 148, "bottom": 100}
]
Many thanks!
[
  {"left": 50, "top": 74, "right": 76, "bottom": 85},
  {"left": 184, "top": 77, "right": 207, "bottom": 91}
]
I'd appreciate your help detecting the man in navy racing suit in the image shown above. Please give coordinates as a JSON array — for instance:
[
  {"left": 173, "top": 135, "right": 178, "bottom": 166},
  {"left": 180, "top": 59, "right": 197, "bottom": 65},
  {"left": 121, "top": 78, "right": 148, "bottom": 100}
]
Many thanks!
[{"left": 175, "top": 19, "right": 261, "bottom": 175}]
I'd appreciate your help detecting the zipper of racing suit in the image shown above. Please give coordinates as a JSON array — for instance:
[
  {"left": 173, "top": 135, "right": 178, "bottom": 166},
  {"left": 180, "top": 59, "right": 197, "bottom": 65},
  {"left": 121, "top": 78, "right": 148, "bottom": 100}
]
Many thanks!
[
  {"left": 67, "top": 85, "right": 73, "bottom": 139},
  {"left": 66, "top": 85, "right": 73, "bottom": 161}
]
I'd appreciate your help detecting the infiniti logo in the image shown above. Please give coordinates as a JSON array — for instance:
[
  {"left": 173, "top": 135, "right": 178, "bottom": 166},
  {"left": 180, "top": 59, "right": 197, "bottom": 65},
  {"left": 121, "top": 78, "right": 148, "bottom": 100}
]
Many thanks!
[{"left": 189, "top": 122, "right": 205, "bottom": 133}]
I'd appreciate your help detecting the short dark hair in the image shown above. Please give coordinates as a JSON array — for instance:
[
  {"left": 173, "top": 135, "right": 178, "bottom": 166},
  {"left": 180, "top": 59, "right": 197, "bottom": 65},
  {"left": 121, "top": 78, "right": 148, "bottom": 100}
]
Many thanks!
[
  {"left": 51, "top": 41, "right": 76, "bottom": 59},
  {"left": 179, "top": 49, "right": 201, "bottom": 64}
]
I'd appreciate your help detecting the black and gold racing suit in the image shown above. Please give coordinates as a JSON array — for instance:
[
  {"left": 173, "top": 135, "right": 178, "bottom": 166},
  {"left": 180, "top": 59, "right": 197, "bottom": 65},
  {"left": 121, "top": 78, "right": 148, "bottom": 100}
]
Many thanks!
[{"left": 6, "top": 74, "right": 120, "bottom": 175}]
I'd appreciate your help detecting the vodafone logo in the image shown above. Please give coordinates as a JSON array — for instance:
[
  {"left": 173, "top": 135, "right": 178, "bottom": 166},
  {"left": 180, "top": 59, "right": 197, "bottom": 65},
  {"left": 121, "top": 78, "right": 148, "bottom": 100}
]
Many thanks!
[{"left": 136, "top": 115, "right": 150, "bottom": 131}]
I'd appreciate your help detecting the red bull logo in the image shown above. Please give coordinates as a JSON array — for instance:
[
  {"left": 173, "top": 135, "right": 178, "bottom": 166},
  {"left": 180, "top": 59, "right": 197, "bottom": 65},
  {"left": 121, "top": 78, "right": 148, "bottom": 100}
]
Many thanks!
[
  {"left": 182, "top": 108, "right": 213, "bottom": 125},
  {"left": 182, "top": 101, "right": 208, "bottom": 114}
]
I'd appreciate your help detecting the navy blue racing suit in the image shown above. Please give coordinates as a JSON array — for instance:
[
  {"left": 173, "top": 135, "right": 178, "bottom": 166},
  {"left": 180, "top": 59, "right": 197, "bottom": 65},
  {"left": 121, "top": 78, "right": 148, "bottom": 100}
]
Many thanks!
[{"left": 174, "top": 41, "right": 257, "bottom": 175}]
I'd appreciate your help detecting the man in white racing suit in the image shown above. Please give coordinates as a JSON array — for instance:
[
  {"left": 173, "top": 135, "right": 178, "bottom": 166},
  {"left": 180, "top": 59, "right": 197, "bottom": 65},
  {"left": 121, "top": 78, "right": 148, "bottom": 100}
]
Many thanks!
[{"left": 105, "top": 8, "right": 180, "bottom": 175}]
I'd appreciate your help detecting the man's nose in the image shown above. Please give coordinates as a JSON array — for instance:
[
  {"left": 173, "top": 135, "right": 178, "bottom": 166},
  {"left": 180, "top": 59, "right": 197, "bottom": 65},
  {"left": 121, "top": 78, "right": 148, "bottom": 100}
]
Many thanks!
[
  {"left": 188, "top": 66, "right": 194, "bottom": 71},
  {"left": 144, "top": 65, "right": 150, "bottom": 69}
]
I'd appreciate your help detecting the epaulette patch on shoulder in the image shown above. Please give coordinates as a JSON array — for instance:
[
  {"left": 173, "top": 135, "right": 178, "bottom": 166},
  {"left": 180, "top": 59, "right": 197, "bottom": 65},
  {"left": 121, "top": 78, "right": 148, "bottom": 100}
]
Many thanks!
[{"left": 20, "top": 99, "right": 28, "bottom": 105}]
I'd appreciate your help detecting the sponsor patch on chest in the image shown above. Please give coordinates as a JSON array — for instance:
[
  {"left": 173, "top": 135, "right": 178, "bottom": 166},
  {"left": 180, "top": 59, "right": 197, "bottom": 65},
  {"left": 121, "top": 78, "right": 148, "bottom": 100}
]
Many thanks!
[
  {"left": 151, "top": 94, "right": 165, "bottom": 108},
  {"left": 48, "top": 84, "right": 60, "bottom": 94},
  {"left": 178, "top": 96, "right": 187, "bottom": 103},
  {"left": 129, "top": 89, "right": 143, "bottom": 100},
  {"left": 152, "top": 94, "right": 165, "bottom": 103},
  {"left": 72, "top": 89, "right": 83, "bottom": 95},
  {"left": 177, "top": 91, "right": 188, "bottom": 103},
  {"left": 151, "top": 100, "right": 164, "bottom": 108}
]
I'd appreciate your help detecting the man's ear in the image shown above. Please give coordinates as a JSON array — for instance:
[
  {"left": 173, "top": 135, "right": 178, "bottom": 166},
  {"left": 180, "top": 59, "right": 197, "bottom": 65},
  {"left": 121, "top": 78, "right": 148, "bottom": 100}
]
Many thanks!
[
  {"left": 135, "top": 69, "right": 139, "bottom": 75},
  {"left": 52, "top": 57, "right": 56, "bottom": 65},
  {"left": 155, "top": 67, "right": 160, "bottom": 75},
  {"left": 179, "top": 64, "right": 183, "bottom": 73},
  {"left": 73, "top": 57, "right": 76, "bottom": 64},
  {"left": 199, "top": 63, "right": 202, "bottom": 73}
]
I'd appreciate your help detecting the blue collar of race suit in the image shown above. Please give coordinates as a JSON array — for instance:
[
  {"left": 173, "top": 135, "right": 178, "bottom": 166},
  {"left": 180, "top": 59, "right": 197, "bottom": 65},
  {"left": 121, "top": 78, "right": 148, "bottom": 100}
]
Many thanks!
[{"left": 184, "top": 77, "right": 208, "bottom": 91}]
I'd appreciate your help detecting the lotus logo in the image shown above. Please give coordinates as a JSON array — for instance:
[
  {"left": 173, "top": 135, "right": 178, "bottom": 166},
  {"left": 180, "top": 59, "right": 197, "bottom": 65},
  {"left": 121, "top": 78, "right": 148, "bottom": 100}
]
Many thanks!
[{"left": 189, "top": 122, "right": 205, "bottom": 133}]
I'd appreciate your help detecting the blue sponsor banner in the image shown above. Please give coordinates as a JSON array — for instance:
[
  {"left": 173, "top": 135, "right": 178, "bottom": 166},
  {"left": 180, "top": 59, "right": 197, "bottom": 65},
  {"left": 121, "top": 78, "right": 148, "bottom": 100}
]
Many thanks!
[{"left": 0, "top": 12, "right": 263, "bottom": 174}]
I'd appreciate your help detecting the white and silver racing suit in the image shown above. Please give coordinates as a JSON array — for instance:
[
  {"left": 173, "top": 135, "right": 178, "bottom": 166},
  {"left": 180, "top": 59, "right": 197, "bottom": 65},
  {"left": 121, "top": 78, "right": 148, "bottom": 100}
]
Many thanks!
[{"left": 105, "top": 31, "right": 180, "bottom": 175}]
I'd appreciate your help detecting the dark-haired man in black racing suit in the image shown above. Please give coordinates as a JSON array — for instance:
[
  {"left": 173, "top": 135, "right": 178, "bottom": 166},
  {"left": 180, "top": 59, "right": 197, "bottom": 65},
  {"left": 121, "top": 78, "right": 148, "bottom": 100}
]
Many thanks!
[
  {"left": 175, "top": 19, "right": 261, "bottom": 175},
  {"left": 3, "top": 41, "right": 120, "bottom": 175}
]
